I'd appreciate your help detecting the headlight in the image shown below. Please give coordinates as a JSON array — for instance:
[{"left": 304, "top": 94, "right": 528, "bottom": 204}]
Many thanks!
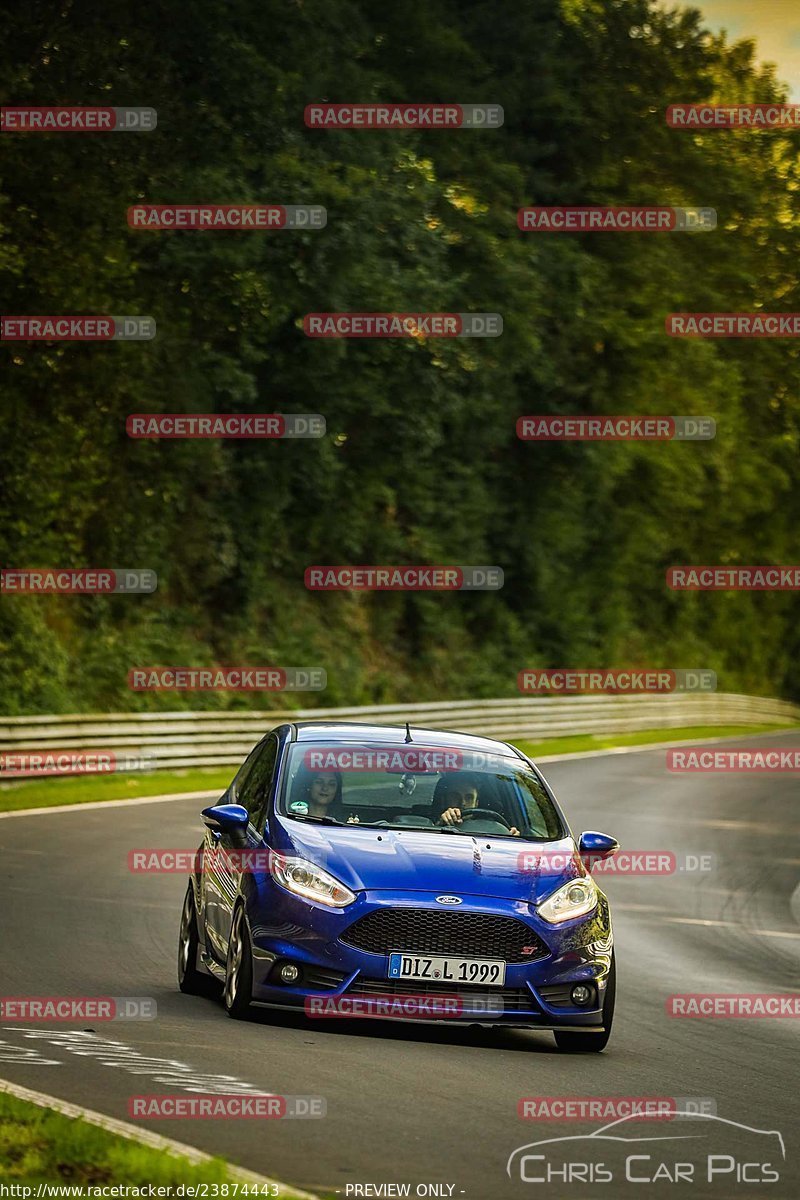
[
  {"left": 537, "top": 877, "right": 598, "bottom": 924},
  {"left": 271, "top": 855, "right": 355, "bottom": 908}
]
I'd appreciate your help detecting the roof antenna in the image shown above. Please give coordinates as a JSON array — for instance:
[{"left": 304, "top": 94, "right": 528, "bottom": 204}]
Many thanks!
[{"left": 404, "top": 722, "right": 413, "bottom": 743}]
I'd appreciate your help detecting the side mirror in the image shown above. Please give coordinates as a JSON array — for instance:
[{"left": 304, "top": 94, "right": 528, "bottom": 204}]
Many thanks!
[
  {"left": 202, "top": 803, "right": 249, "bottom": 838},
  {"left": 578, "top": 830, "right": 619, "bottom": 871}
]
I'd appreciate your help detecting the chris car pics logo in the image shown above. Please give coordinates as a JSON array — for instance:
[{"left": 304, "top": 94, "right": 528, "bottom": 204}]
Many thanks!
[{"left": 506, "top": 1112, "right": 784, "bottom": 1186}]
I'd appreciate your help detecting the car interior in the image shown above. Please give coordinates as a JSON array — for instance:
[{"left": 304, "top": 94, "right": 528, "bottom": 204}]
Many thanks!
[{"left": 285, "top": 762, "right": 556, "bottom": 837}]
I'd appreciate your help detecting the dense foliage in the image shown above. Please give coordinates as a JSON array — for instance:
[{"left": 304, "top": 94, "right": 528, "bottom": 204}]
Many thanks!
[{"left": 1, "top": 0, "right": 798, "bottom": 713}]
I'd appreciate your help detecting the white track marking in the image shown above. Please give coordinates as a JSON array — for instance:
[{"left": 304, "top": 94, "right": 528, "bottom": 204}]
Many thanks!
[{"left": 4, "top": 1029, "right": 273, "bottom": 1095}]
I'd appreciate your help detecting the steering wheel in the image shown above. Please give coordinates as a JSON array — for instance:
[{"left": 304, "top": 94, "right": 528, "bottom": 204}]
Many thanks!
[{"left": 458, "top": 807, "right": 511, "bottom": 829}]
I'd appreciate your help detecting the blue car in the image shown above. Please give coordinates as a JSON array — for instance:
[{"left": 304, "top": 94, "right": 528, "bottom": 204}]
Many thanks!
[{"left": 178, "top": 721, "right": 618, "bottom": 1051}]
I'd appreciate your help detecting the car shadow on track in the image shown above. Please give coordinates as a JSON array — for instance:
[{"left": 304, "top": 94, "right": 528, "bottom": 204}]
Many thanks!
[{"left": 164, "top": 986, "right": 575, "bottom": 1053}]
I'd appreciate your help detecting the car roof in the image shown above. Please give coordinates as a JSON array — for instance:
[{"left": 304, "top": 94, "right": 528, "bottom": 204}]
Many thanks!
[{"left": 288, "top": 721, "right": 526, "bottom": 760}]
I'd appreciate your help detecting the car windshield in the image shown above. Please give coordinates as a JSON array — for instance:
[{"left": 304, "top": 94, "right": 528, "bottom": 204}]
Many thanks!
[{"left": 277, "top": 742, "right": 564, "bottom": 840}]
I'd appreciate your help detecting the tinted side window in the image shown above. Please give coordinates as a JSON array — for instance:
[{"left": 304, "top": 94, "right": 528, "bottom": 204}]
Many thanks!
[
  {"left": 517, "top": 773, "right": 563, "bottom": 838},
  {"left": 230, "top": 745, "right": 260, "bottom": 805},
  {"left": 239, "top": 736, "right": 279, "bottom": 830}
]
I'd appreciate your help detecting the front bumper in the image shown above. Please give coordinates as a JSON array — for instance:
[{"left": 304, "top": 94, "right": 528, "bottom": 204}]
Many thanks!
[{"left": 243, "top": 883, "right": 614, "bottom": 1028}]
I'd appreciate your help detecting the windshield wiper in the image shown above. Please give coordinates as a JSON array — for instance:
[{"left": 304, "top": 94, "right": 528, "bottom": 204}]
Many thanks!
[{"left": 290, "top": 814, "right": 345, "bottom": 825}]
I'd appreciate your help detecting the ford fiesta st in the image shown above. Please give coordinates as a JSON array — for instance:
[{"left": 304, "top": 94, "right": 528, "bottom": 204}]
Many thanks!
[{"left": 178, "top": 722, "right": 618, "bottom": 1051}]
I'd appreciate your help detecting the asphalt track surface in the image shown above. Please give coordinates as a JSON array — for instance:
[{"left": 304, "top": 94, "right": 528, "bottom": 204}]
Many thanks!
[{"left": 1, "top": 732, "right": 799, "bottom": 1199}]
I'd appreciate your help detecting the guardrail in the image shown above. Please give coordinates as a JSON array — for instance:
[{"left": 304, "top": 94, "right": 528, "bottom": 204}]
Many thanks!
[{"left": 1, "top": 693, "right": 798, "bottom": 776}]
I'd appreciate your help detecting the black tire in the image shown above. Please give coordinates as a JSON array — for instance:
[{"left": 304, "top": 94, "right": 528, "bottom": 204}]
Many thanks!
[
  {"left": 553, "top": 953, "right": 616, "bottom": 1053},
  {"left": 178, "top": 883, "right": 218, "bottom": 996},
  {"left": 224, "top": 905, "right": 254, "bottom": 1019}
]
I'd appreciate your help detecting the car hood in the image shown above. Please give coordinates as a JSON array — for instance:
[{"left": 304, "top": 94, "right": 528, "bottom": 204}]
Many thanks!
[{"left": 273, "top": 818, "right": 582, "bottom": 902}]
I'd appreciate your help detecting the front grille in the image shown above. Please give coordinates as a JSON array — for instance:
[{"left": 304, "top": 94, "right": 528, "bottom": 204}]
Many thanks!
[
  {"left": 340, "top": 908, "right": 549, "bottom": 962},
  {"left": 351, "top": 976, "right": 537, "bottom": 1010}
]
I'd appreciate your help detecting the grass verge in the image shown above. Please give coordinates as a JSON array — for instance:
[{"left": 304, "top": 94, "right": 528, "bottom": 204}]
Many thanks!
[
  {"left": 0, "top": 767, "right": 230, "bottom": 813},
  {"left": 0, "top": 1090, "right": 302, "bottom": 1193},
  {"left": 515, "top": 722, "right": 795, "bottom": 760}
]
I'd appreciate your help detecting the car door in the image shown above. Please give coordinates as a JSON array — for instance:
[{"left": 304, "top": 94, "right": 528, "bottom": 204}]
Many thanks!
[
  {"left": 201, "top": 737, "right": 274, "bottom": 962},
  {"left": 206, "top": 735, "right": 280, "bottom": 961}
]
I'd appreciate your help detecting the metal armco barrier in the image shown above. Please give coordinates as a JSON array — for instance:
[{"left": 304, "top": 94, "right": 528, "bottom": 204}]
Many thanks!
[{"left": 0, "top": 693, "right": 798, "bottom": 776}]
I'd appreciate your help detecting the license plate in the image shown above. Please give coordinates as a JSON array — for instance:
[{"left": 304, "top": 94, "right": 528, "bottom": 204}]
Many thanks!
[{"left": 388, "top": 952, "right": 506, "bottom": 986}]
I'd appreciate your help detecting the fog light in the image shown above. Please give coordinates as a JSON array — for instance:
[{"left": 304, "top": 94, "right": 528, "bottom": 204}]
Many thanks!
[
  {"left": 279, "top": 963, "right": 300, "bottom": 984},
  {"left": 571, "top": 984, "right": 593, "bottom": 1007}
]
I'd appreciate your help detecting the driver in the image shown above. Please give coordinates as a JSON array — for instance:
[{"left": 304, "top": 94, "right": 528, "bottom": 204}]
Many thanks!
[{"left": 431, "top": 772, "right": 520, "bottom": 836}]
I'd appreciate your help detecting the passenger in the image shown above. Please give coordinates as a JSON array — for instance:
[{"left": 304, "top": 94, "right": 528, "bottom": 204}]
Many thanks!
[{"left": 293, "top": 768, "right": 345, "bottom": 819}]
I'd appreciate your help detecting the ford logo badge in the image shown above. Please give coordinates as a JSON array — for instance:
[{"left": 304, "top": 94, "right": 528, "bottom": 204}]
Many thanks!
[{"left": 435, "top": 895, "right": 463, "bottom": 905}]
